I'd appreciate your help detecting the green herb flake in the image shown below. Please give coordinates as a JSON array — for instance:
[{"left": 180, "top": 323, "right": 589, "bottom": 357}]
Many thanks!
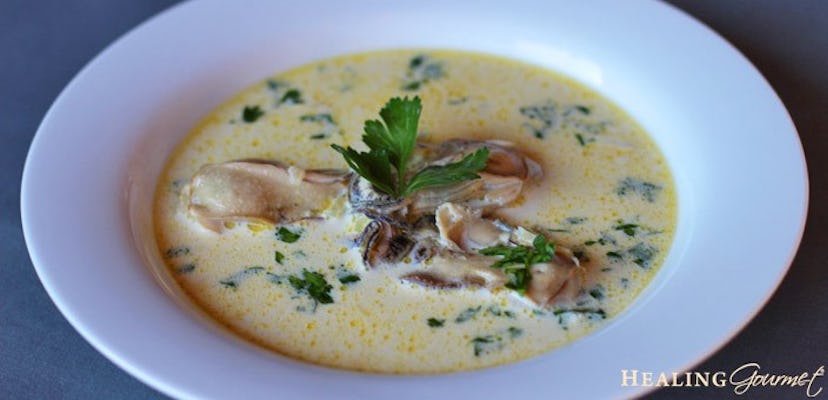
[
  {"left": 242, "top": 105, "right": 264, "bottom": 123},
  {"left": 628, "top": 242, "right": 657, "bottom": 268},
  {"left": 275, "top": 227, "right": 302, "bottom": 243},
  {"left": 427, "top": 318, "right": 445, "bottom": 328},
  {"left": 309, "top": 133, "right": 329, "bottom": 140},
  {"left": 280, "top": 89, "right": 303, "bottom": 105},
  {"left": 589, "top": 285, "right": 606, "bottom": 300},
  {"left": 471, "top": 335, "right": 498, "bottom": 356},
  {"left": 455, "top": 306, "right": 482, "bottom": 323},
  {"left": 299, "top": 113, "right": 334, "bottom": 124},
  {"left": 289, "top": 269, "right": 334, "bottom": 305},
  {"left": 401, "top": 55, "right": 444, "bottom": 91},
  {"left": 613, "top": 222, "right": 639, "bottom": 237},
  {"left": 520, "top": 103, "right": 557, "bottom": 139},
  {"left": 338, "top": 274, "right": 361, "bottom": 284},
  {"left": 553, "top": 308, "right": 607, "bottom": 328},
  {"left": 507, "top": 326, "right": 523, "bottom": 339},
  {"left": 274, "top": 251, "right": 285, "bottom": 264},
  {"left": 219, "top": 266, "right": 265, "bottom": 289},
  {"left": 606, "top": 251, "right": 623, "bottom": 259},
  {"left": 485, "top": 305, "right": 516, "bottom": 318},
  {"left": 616, "top": 177, "right": 662, "bottom": 202}
]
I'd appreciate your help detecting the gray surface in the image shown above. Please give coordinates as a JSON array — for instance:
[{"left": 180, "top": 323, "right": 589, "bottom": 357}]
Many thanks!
[{"left": 2, "top": 1, "right": 825, "bottom": 399}]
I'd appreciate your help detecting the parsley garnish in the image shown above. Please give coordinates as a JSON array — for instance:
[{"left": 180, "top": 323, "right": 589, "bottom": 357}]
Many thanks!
[
  {"left": 479, "top": 235, "right": 556, "bottom": 294},
  {"left": 279, "top": 89, "right": 303, "bottom": 105},
  {"left": 427, "top": 318, "right": 445, "bottom": 327},
  {"left": 288, "top": 269, "right": 333, "bottom": 305},
  {"left": 338, "top": 274, "right": 361, "bottom": 284},
  {"left": 455, "top": 306, "right": 482, "bottom": 323},
  {"left": 613, "top": 222, "right": 639, "bottom": 237},
  {"left": 300, "top": 113, "right": 334, "bottom": 124},
  {"left": 275, "top": 227, "right": 301, "bottom": 243},
  {"left": 242, "top": 105, "right": 264, "bottom": 123},
  {"left": 274, "top": 251, "right": 285, "bottom": 264},
  {"left": 331, "top": 96, "right": 489, "bottom": 198},
  {"left": 616, "top": 177, "right": 662, "bottom": 202}
]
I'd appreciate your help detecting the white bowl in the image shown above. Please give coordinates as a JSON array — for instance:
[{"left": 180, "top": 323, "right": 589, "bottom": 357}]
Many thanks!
[{"left": 21, "top": 0, "right": 807, "bottom": 399}]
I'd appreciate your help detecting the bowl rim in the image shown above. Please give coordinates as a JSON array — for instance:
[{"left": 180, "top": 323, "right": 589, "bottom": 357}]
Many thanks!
[{"left": 21, "top": 1, "right": 808, "bottom": 399}]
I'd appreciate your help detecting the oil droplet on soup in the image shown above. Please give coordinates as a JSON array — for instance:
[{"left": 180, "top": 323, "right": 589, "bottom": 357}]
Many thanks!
[{"left": 154, "top": 50, "right": 676, "bottom": 373}]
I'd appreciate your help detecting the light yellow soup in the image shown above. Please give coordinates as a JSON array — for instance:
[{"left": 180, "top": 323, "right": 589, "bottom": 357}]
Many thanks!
[{"left": 154, "top": 50, "right": 676, "bottom": 373}]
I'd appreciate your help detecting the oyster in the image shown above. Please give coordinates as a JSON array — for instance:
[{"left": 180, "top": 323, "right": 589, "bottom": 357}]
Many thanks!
[
  {"left": 400, "top": 254, "right": 507, "bottom": 289},
  {"left": 187, "top": 160, "right": 349, "bottom": 232}
]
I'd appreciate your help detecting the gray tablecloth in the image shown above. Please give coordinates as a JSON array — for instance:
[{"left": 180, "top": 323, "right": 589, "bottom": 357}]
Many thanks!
[{"left": 2, "top": 1, "right": 825, "bottom": 398}]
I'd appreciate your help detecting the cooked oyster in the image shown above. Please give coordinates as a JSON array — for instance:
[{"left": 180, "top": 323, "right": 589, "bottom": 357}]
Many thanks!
[
  {"left": 400, "top": 254, "right": 507, "bottom": 289},
  {"left": 187, "top": 160, "right": 349, "bottom": 232}
]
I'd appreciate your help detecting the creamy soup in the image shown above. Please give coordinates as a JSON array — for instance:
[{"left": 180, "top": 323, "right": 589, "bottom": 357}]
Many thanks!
[{"left": 154, "top": 50, "right": 676, "bottom": 373}]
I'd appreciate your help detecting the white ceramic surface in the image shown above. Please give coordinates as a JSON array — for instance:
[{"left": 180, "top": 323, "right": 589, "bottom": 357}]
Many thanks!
[{"left": 21, "top": 0, "right": 807, "bottom": 399}]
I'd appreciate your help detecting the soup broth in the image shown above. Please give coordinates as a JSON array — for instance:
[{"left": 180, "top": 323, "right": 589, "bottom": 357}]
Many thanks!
[{"left": 154, "top": 50, "right": 676, "bottom": 373}]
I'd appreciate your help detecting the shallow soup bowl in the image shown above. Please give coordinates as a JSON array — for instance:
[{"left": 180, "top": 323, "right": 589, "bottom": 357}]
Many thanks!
[{"left": 21, "top": 1, "right": 807, "bottom": 399}]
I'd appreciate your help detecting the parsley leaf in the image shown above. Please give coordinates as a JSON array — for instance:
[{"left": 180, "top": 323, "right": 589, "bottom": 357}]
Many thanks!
[
  {"left": 404, "top": 147, "right": 489, "bottom": 196},
  {"left": 289, "top": 269, "right": 333, "bottom": 304},
  {"left": 275, "top": 227, "right": 301, "bottom": 243},
  {"left": 242, "top": 105, "right": 264, "bottom": 123},
  {"left": 427, "top": 318, "right": 445, "bottom": 327},
  {"left": 479, "top": 235, "right": 557, "bottom": 293},
  {"left": 279, "top": 89, "right": 303, "bottom": 105},
  {"left": 338, "top": 274, "right": 361, "bottom": 284},
  {"left": 331, "top": 96, "right": 487, "bottom": 198}
]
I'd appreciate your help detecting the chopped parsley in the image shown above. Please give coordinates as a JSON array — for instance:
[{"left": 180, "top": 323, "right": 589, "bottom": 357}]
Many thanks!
[
  {"left": 485, "top": 305, "right": 516, "bottom": 318},
  {"left": 471, "top": 326, "right": 523, "bottom": 357},
  {"left": 507, "top": 326, "right": 523, "bottom": 338},
  {"left": 589, "top": 284, "right": 606, "bottom": 300},
  {"left": 553, "top": 308, "right": 607, "bottom": 329},
  {"left": 479, "top": 235, "right": 557, "bottom": 294},
  {"left": 627, "top": 242, "right": 657, "bottom": 268},
  {"left": 331, "top": 96, "right": 488, "bottom": 198},
  {"left": 455, "top": 306, "right": 482, "bottom": 323},
  {"left": 613, "top": 222, "right": 640, "bottom": 237},
  {"left": 274, "top": 251, "right": 285, "bottom": 264},
  {"left": 471, "top": 335, "right": 501, "bottom": 356},
  {"left": 616, "top": 177, "right": 662, "bottom": 202},
  {"left": 401, "top": 55, "right": 444, "bottom": 91},
  {"left": 575, "top": 132, "right": 595, "bottom": 146},
  {"left": 288, "top": 269, "right": 334, "bottom": 305},
  {"left": 553, "top": 308, "right": 606, "bottom": 319},
  {"left": 279, "top": 89, "right": 303, "bottom": 105},
  {"left": 309, "top": 133, "right": 328, "bottom": 140},
  {"left": 300, "top": 113, "right": 334, "bottom": 124},
  {"left": 275, "top": 227, "right": 302, "bottom": 243},
  {"left": 520, "top": 103, "right": 558, "bottom": 139},
  {"left": 219, "top": 266, "right": 265, "bottom": 289},
  {"left": 242, "top": 105, "right": 264, "bottom": 123},
  {"left": 427, "top": 318, "right": 445, "bottom": 327},
  {"left": 338, "top": 274, "right": 361, "bottom": 284}
]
